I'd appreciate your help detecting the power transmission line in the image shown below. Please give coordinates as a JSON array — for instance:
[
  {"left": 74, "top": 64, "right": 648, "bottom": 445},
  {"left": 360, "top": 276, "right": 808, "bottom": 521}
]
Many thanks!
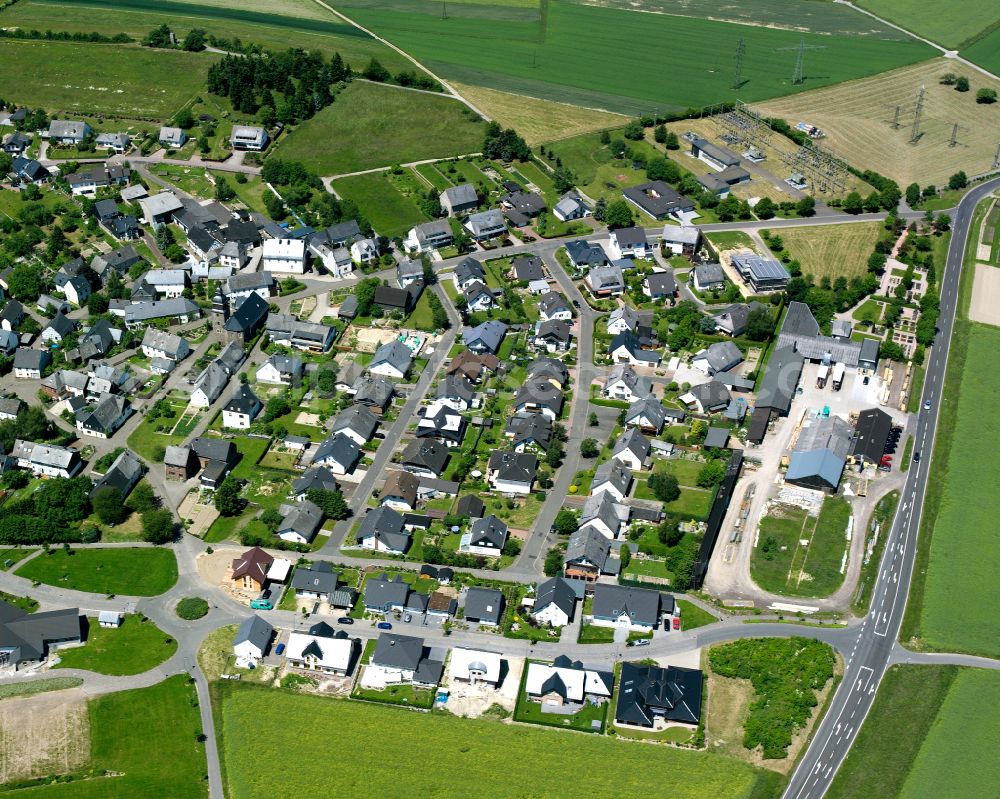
[{"left": 775, "top": 39, "right": 826, "bottom": 85}]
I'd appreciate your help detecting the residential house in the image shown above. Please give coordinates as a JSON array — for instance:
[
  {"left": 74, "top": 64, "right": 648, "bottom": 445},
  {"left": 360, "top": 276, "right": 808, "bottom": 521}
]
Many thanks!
[
  {"left": 611, "top": 428, "right": 651, "bottom": 471},
  {"left": 607, "top": 305, "right": 641, "bottom": 336},
  {"left": 63, "top": 275, "right": 90, "bottom": 307},
  {"left": 691, "top": 340, "right": 743, "bottom": 376},
  {"left": 501, "top": 191, "right": 546, "bottom": 221},
  {"left": 0, "top": 397, "right": 23, "bottom": 421},
  {"left": 10, "top": 157, "right": 49, "bottom": 186},
  {"left": 513, "top": 379, "right": 564, "bottom": 421},
  {"left": 453, "top": 258, "right": 486, "bottom": 291},
  {"left": 448, "top": 647, "right": 502, "bottom": 687},
  {"left": 464, "top": 209, "right": 506, "bottom": 241},
  {"left": 440, "top": 183, "right": 478, "bottom": 216},
  {"left": 226, "top": 271, "right": 275, "bottom": 305},
  {"left": 446, "top": 350, "right": 499, "bottom": 383},
  {"left": 731, "top": 252, "right": 790, "bottom": 293},
  {"left": 364, "top": 572, "right": 411, "bottom": 612},
  {"left": 1, "top": 300, "right": 25, "bottom": 331},
  {"left": 41, "top": 369, "right": 88, "bottom": 399},
  {"left": 373, "top": 284, "right": 420, "bottom": 316},
  {"left": 158, "top": 127, "right": 187, "bottom": 148},
  {"left": 11, "top": 440, "right": 82, "bottom": 478},
  {"left": 538, "top": 291, "right": 572, "bottom": 322},
  {"left": 526, "top": 357, "right": 569, "bottom": 389},
  {"left": 462, "top": 320, "right": 507, "bottom": 355},
  {"left": 222, "top": 384, "right": 262, "bottom": 429},
  {"left": 616, "top": 662, "right": 702, "bottom": 728},
  {"left": 351, "top": 374, "right": 395, "bottom": 414},
  {"left": 48, "top": 119, "right": 91, "bottom": 145},
  {"left": 233, "top": 615, "right": 273, "bottom": 667},
  {"left": 510, "top": 255, "right": 546, "bottom": 283},
  {"left": 291, "top": 562, "right": 340, "bottom": 602},
  {"left": 380, "top": 470, "right": 419, "bottom": 512},
  {"left": 565, "top": 240, "right": 608, "bottom": 271},
  {"left": 90, "top": 449, "right": 144, "bottom": 500},
  {"left": 92, "top": 244, "right": 142, "bottom": 279},
  {"left": 37, "top": 294, "right": 70, "bottom": 316},
  {"left": 2, "top": 131, "right": 30, "bottom": 155},
  {"left": 331, "top": 405, "right": 379, "bottom": 447},
  {"left": 312, "top": 433, "right": 361, "bottom": 476},
  {"left": 0, "top": 331, "right": 17, "bottom": 356},
  {"left": 459, "top": 514, "right": 508, "bottom": 556},
  {"left": 350, "top": 237, "right": 378, "bottom": 266},
  {"left": 262, "top": 238, "right": 307, "bottom": 274},
  {"left": 164, "top": 445, "right": 197, "bottom": 481},
  {"left": 462, "top": 280, "right": 495, "bottom": 312},
  {"left": 264, "top": 314, "right": 335, "bottom": 353},
  {"left": 553, "top": 192, "right": 590, "bottom": 222},
  {"left": 712, "top": 301, "right": 765, "bottom": 337},
  {"left": 416, "top": 400, "right": 468, "bottom": 448},
  {"left": 41, "top": 313, "right": 77, "bottom": 345},
  {"left": 277, "top": 500, "right": 325, "bottom": 545},
  {"left": 622, "top": 181, "right": 694, "bottom": 221},
  {"left": 525, "top": 656, "right": 613, "bottom": 709},
  {"left": 368, "top": 633, "right": 444, "bottom": 687},
  {"left": 643, "top": 271, "right": 678, "bottom": 301},
  {"left": 591, "top": 460, "right": 632, "bottom": 502},
  {"left": 464, "top": 587, "right": 505, "bottom": 626},
  {"left": 285, "top": 631, "right": 357, "bottom": 675},
  {"left": 144, "top": 269, "right": 188, "bottom": 299},
  {"left": 141, "top": 328, "right": 190, "bottom": 364},
  {"left": 397, "top": 258, "right": 424, "bottom": 288},
  {"left": 609, "top": 331, "right": 660, "bottom": 367},
  {"left": 487, "top": 450, "right": 537, "bottom": 494},
  {"left": 256, "top": 353, "right": 303, "bottom": 386},
  {"left": 692, "top": 262, "right": 726, "bottom": 292},
  {"left": 564, "top": 527, "right": 613, "bottom": 581},
  {"left": 191, "top": 437, "right": 240, "bottom": 488},
  {"left": 591, "top": 583, "right": 670, "bottom": 631},
  {"left": 369, "top": 340, "right": 413, "bottom": 379},
  {"left": 404, "top": 219, "right": 453, "bottom": 254},
  {"left": 661, "top": 225, "right": 701, "bottom": 255},
  {"left": 625, "top": 395, "right": 669, "bottom": 434},
  {"left": 95, "top": 132, "right": 130, "bottom": 154},
  {"left": 355, "top": 506, "right": 411, "bottom": 554},
  {"left": 291, "top": 467, "right": 339, "bottom": 500},
  {"left": 401, "top": 439, "right": 450, "bottom": 479},
  {"left": 679, "top": 380, "right": 732, "bottom": 414},
  {"left": 75, "top": 394, "right": 132, "bottom": 439},
  {"left": 608, "top": 226, "right": 650, "bottom": 259},
  {"left": 578, "top": 491, "right": 628, "bottom": 539},
  {"left": 230, "top": 125, "right": 268, "bottom": 151},
  {"left": 604, "top": 364, "right": 652, "bottom": 402},
  {"left": 13, "top": 349, "right": 49, "bottom": 379},
  {"left": 532, "top": 320, "right": 572, "bottom": 353},
  {"left": 531, "top": 577, "right": 580, "bottom": 627},
  {"left": 138, "top": 192, "right": 184, "bottom": 227},
  {"left": 435, "top": 375, "right": 477, "bottom": 411},
  {"left": 505, "top": 413, "right": 553, "bottom": 454},
  {"left": 586, "top": 264, "right": 625, "bottom": 297},
  {"left": 231, "top": 547, "right": 274, "bottom": 594}
]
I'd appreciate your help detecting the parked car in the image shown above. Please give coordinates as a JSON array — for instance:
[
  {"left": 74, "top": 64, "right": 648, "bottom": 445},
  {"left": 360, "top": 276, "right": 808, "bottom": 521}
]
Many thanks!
[
  {"left": 672, "top": 617, "right": 681, "bottom": 630},
  {"left": 337, "top": 617, "right": 354, "bottom": 625},
  {"left": 377, "top": 621, "right": 393, "bottom": 630},
  {"left": 249, "top": 595, "right": 272, "bottom": 610},
  {"left": 403, "top": 613, "right": 412, "bottom": 623},
  {"left": 630, "top": 638, "right": 650, "bottom": 647},
  {"left": 275, "top": 643, "right": 285, "bottom": 656}
]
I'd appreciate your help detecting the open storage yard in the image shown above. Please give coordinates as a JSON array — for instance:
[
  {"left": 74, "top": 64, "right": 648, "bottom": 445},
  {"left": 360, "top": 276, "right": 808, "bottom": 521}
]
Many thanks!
[
  {"left": 755, "top": 58, "right": 1000, "bottom": 187},
  {"left": 219, "top": 684, "right": 779, "bottom": 799},
  {"left": 828, "top": 665, "right": 1000, "bottom": 799}
]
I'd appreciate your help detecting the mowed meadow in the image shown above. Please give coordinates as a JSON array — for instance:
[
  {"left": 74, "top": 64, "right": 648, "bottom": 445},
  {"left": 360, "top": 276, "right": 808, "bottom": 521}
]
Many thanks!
[
  {"left": 220, "top": 684, "right": 781, "bottom": 799},
  {"left": 334, "top": 0, "right": 936, "bottom": 114},
  {"left": 0, "top": 39, "right": 216, "bottom": 118}
]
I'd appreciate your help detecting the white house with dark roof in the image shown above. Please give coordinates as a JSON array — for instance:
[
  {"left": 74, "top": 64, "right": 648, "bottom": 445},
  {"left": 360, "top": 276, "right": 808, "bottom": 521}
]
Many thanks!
[
  {"left": 313, "top": 433, "right": 361, "bottom": 475},
  {"left": 603, "top": 364, "right": 651, "bottom": 403},
  {"left": 158, "top": 127, "right": 187, "bottom": 148},
  {"left": 11, "top": 439, "right": 82, "bottom": 478},
  {"left": 230, "top": 125, "right": 268, "bottom": 151},
  {"left": 255, "top": 353, "right": 303, "bottom": 385},
  {"left": 440, "top": 184, "right": 478, "bottom": 216},
  {"left": 537, "top": 291, "right": 572, "bottom": 322},
  {"left": 464, "top": 209, "right": 506, "bottom": 241},
  {"left": 369, "top": 339, "right": 413, "bottom": 379},
  {"left": 586, "top": 264, "right": 624, "bottom": 297},
  {"left": 553, "top": 192, "right": 590, "bottom": 222},
  {"left": 609, "top": 226, "right": 650, "bottom": 259},
  {"left": 691, "top": 340, "right": 743, "bottom": 376},
  {"left": 222, "top": 384, "right": 262, "bottom": 429},
  {"left": 591, "top": 460, "right": 632, "bottom": 502},
  {"left": 531, "top": 577, "right": 581, "bottom": 627},
  {"left": 459, "top": 514, "right": 508, "bottom": 557},
  {"left": 578, "top": 491, "right": 628, "bottom": 539},
  {"left": 487, "top": 450, "right": 537, "bottom": 494},
  {"left": 404, "top": 219, "right": 453, "bottom": 254},
  {"left": 141, "top": 328, "right": 190, "bottom": 363},
  {"left": 76, "top": 394, "right": 132, "bottom": 439}
]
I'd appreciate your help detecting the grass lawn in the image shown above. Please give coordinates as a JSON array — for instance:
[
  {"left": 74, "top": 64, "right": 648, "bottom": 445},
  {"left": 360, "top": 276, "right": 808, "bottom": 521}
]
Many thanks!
[
  {"left": 0, "top": 589, "right": 39, "bottom": 613},
  {"left": 55, "top": 615, "right": 177, "bottom": 676},
  {"left": 0, "top": 39, "right": 215, "bottom": 119},
  {"left": 352, "top": 681, "right": 434, "bottom": 708},
  {"left": 273, "top": 81, "right": 483, "bottom": 174},
  {"left": 16, "top": 548, "right": 178, "bottom": 597},
  {"left": 218, "top": 683, "right": 773, "bottom": 799},
  {"left": 545, "top": 129, "right": 661, "bottom": 202},
  {"left": 853, "top": 491, "right": 899, "bottom": 614},
  {"left": 851, "top": 297, "right": 884, "bottom": 324},
  {"left": 707, "top": 231, "right": 756, "bottom": 252},
  {"left": 0, "top": 677, "right": 83, "bottom": 700},
  {"left": 751, "top": 498, "right": 851, "bottom": 598},
  {"left": 677, "top": 599, "right": 717, "bottom": 631},
  {"left": 0, "top": 547, "right": 38, "bottom": 569},
  {"left": 404, "top": 288, "right": 438, "bottom": 333},
  {"left": 632, "top": 458, "right": 714, "bottom": 519},
  {"left": 578, "top": 623, "right": 615, "bottom": 644},
  {"left": 27, "top": 675, "right": 208, "bottom": 798},
  {"left": 331, "top": 171, "right": 428, "bottom": 238},
  {"left": 775, "top": 222, "right": 882, "bottom": 283}
]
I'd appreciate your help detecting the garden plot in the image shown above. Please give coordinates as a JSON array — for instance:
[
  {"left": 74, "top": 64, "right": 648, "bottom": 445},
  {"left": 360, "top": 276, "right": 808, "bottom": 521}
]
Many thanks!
[{"left": 0, "top": 688, "right": 90, "bottom": 785}]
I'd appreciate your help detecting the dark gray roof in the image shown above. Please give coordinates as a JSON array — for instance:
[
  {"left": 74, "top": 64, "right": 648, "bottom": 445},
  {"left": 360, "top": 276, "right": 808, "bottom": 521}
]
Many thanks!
[
  {"left": 435, "top": 375, "right": 476, "bottom": 404},
  {"left": 292, "top": 467, "right": 339, "bottom": 495},
  {"left": 331, "top": 405, "right": 378, "bottom": 441},
  {"left": 372, "top": 632, "right": 425, "bottom": 671},
  {"left": 527, "top": 357, "right": 569, "bottom": 386},
  {"left": 592, "top": 460, "right": 632, "bottom": 496},
  {"left": 616, "top": 662, "right": 702, "bottom": 726},
  {"left": 0, "top": 603, "right": 81, "bottom": 664},
  {"left": 468, "top": 514, "right": 507, "bottom": 549},
  {"left": 592, "top": 584, "right": 662, "bottom": 626},
  {"left": 535, "top": 577, "right": 577, "bottom": 618},
  {"left": 370, "top": 340, "right": 413, "bottom": 374},
  {"left": 456, "top": 494, "right": 486, "bottom": 519},
  {"left": 704, "top": 426, "right": 730, "bottom": 449},
  {"left": 356, "top": 506, "right": 409, "bottom": 552},
  {"left": 687, "top": 380, "right": 732, "bottom": 412},
  {"left": 538, "top": 291, "right": 570, "bottom": 318},
  {"left": 514, "top": 379, "right": 564, "bottom": 415},
  {"left": 402, "top": 439, "right": 450, "bottom": 476},
  {"left": 234, "top": 615, "right": 273, "bottom": 651},
  {"left": 756, "top": 344, "right": 803, "bottom": 414},
  {"left": 278, "top": 499, "right": 324, "bottom": 542},
  {"left": 225, "top": 292, "right": 269, "bottom": 333},
  {"left": 454, "top": 257, "right": 485, "bottom": 285},
  {"left": 464, "top": 587, "right": 504, "bottom": 625},
  {"left": 462, "top": 321, "right": 507, "bottom": 354},
  {"left": 565, "top": 240, "right": 608, "bottom": 268},
  {"left": 365, "top": 572, "right": 410, "bottom": 610},
  {"left": 291, "top": 562, "right": 339, "bottom": 594},
  {"left": 511, "top": 255, "right": 545, "bottom": 282},
  {"left": 190, "top": 436, "right": 237, "bottom": 465},
  {"left": 45, "top": 312, "right": 77, "bottom": 338},
  {"left": 565, "top": 527, "right": 610, "bottom": 570},
  {"left": 353, "top": 374, "right": 394, "bottom": 410},
  {"left": 314, "top": 432, "right": 361, "bottom": 471},
  {"left": 505, "top": 412, "right": 553, "bottom": 451},
  {"left": 613, "top": 427, "right": 651, "bottom": 461},
  {"left": 622, "top": 182, "right": 694, "bottom": 218},
  {"left": 488, "top": 450, "right": 537, "bottom": 484},
  {"left": 225, "top": 384, "right": 260, "bottom": 416},
  {"left": 644, "top": 271, "right": 677, "bottom": 295},
  {"left": 626, "top": 395, "right": 667, "bottom": 429}
]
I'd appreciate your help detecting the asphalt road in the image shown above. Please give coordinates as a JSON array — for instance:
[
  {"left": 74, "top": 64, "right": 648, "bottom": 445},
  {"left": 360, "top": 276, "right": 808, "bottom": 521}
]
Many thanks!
[{"left": 781, "top": 176, "right": 1000, "bottom": 799}]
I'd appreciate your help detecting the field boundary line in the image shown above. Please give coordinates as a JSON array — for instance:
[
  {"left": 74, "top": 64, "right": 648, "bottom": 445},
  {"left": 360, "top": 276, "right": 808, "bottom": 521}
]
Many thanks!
[{"left": 303, "top": 0, "right": 492, "bottom": 121}]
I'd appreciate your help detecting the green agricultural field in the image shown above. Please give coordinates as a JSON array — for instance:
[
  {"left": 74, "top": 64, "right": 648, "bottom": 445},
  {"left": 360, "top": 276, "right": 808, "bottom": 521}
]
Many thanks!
[
  {"left": 273, "top": 81, "right": 484, "bottom": 174},
  {"left": 0, "top": 0, "right": 415, "bottom": 71},
  {"left": 828, "top": 665, "right": 1000, "bottom": 799},
  {"left": 335, "top": 0, "right": 934, "bottom": 114},
  {"left": 219, "top": 684, "right": 778, "bottom": 799},
  {"left": 0, "top": 39, "right": 216, "bottom": 119},
  {"left": 331, "top": 172, "right": 429, "bottom": 237},
  {"left": 55, "top": 615, "right": 177, "bottom": 676},
  {"left": 21, "top": 676, "right": 208, "bottom": 798},
  {"left": 855, "top": 0, "right": 1000, "bottom": 48},
  {"left": 751, "top": 497, "right": 851, "bottom": 598},
  {"left": 16, "top": 548, "right": 179, "bottom": 597},
  {"left": 962, "top": 27, "right": 1000, "bottom": 75}
]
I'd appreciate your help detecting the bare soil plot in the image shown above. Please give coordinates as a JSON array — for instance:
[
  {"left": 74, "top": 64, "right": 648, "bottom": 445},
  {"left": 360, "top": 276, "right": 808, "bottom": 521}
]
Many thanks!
[
  {"left": 774, "top": 222, "right": 883, "bottom": 282},
  {"left": 179, "top": 490, "right": 220, "bottom": 538},
  {"left": 0, "top": 689, "right": 90, "bottom": 784},
  {"left": 969, "top": 263, "right": 1000, "bottom": 327},
  {"left": 755, "top": 58, "right": 1000, "bottom": 186}
]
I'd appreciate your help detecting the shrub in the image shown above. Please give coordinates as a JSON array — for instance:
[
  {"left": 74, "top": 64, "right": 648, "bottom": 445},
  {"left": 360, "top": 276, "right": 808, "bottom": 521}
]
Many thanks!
[{"left": 176, "top": 597, "right": 209, "bottom": 620}]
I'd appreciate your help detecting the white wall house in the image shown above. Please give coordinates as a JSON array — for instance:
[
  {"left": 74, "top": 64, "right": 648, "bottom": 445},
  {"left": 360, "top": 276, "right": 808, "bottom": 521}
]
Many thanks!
[{"left": 262, "top": 238, "right": 307, "bottom": 274}]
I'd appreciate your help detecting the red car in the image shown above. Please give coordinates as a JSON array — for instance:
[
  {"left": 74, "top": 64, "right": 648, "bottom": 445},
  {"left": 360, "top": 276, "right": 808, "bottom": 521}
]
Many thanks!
[{"left": 672, "top": 617, "right": 681, "bottom": 631}]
